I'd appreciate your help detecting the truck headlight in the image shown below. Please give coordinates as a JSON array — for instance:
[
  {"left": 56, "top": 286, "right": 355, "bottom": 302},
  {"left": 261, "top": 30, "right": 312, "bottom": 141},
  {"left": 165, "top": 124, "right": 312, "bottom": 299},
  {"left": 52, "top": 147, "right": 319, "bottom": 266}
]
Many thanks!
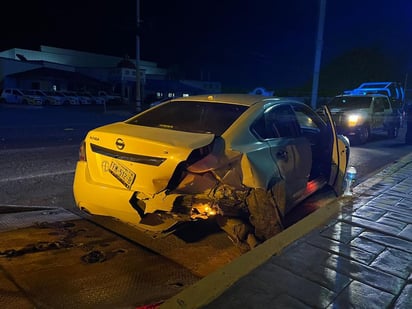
[{"left": 347, "top": 114, "right": 362, "bottom": 127}]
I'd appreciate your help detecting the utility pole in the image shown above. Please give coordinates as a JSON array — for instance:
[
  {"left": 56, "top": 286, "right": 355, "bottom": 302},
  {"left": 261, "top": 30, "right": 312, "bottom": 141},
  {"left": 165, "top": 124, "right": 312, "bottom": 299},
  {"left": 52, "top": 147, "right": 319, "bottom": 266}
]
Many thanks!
[
  {"left": 136, "top": 0, "right": 142, "bottom": 112},
  {"left": 311, "top": 0, "right": 326, "bottom": 109}
]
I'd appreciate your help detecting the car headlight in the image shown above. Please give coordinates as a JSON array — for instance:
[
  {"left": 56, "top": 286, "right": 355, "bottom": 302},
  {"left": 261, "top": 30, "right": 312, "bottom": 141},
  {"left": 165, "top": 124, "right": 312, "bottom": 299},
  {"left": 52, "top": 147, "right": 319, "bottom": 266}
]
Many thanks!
[{"left": 346, "top": 114, "right": 362, "bottom": 127}]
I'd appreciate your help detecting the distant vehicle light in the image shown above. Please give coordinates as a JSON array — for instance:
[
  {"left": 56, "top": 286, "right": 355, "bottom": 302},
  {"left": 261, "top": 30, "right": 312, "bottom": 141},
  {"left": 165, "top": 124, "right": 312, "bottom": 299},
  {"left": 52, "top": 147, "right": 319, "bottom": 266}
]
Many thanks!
[{"left": 347, "top": 114, "right": 361, "bottom": 126}]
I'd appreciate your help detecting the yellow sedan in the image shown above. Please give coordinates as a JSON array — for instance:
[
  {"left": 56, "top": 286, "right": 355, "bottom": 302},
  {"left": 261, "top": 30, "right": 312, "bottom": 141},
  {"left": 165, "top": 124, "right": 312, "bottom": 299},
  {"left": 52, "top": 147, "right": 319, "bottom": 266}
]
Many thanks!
[{"left": 73, "top": 94, "right": 349, "bottom": 250}]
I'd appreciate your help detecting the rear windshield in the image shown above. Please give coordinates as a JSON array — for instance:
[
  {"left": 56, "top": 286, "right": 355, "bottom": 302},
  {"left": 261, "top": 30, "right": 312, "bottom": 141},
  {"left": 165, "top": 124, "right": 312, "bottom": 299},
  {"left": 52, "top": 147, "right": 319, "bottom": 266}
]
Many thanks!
[
  {"left": 127, "top": 100, "right": 248, "bottom": 136},
  {"left": 328, "top": 96, "right": 372, "bottom": 109}
]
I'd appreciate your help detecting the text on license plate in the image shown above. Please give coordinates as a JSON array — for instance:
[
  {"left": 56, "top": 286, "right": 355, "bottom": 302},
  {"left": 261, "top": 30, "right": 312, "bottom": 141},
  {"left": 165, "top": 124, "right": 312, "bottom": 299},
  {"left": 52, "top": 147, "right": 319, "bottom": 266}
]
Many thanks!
[{"left": 109, "top": 160, "right": 136, "bottom": 189}]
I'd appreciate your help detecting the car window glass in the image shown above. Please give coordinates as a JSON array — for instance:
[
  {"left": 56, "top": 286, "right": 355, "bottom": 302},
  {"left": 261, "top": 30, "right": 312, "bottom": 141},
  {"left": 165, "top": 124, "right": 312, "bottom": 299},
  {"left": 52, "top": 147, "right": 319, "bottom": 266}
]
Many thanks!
[
  {"left": 265, "top": 105, "right": 300, "bottom": 138},
  {"left": 382, "top": 97, "right": 390, "bottom": 109},
  {"left": 128, "top": 101, "right": 248, "bottom": 136},
  {"left": 250, "top": 115, "right": 267, "bottom": 139},
  {"left": 291, "top": 103, "right": 323, "bottom": 137},
  {"left": 294, "top": 109, "right": 320, "bottom": 131},
  {"left": 374, "top": 99, "right": 384, "bottom": 112}
]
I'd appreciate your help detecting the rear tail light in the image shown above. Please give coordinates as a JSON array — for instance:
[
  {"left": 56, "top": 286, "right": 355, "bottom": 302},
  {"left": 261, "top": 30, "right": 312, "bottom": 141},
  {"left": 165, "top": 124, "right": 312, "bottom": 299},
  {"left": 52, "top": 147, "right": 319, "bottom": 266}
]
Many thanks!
[{"left": 79, "top": 140, "right": 87, "bottom": 161}]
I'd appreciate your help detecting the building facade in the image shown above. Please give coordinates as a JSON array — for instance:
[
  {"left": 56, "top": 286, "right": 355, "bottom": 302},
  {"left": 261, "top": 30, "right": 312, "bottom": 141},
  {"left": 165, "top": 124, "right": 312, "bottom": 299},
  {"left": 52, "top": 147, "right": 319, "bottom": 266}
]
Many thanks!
[{"left": 0, "top": 45, "right": 221, "bottom": 107}]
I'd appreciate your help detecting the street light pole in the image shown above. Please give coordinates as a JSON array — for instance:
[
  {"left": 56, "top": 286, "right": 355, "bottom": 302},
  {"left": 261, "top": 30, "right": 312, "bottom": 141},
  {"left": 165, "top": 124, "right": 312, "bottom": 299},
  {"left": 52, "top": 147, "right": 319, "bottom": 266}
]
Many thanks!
[
  {"left": 311, "top": 0, "right": 326, "bottom": 109},
  {"left": 136, "top": 0, "right": 142, "bottom": 112}
]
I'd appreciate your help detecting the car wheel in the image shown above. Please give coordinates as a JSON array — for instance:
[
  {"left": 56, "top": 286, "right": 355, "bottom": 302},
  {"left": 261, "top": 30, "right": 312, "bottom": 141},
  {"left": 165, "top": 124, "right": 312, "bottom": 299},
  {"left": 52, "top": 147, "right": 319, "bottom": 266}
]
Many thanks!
[
  {"left": 216, "top": 216, "right": 257, "bottom": 253},
  {"left": 246, "top": 188, "right": 283, "bottom": 241},
  {"left": 357, "top": 125, "right": 370, "bottom": 145},
  {"left": 388, "top": 126, "right": 398, "bottom": 138}
]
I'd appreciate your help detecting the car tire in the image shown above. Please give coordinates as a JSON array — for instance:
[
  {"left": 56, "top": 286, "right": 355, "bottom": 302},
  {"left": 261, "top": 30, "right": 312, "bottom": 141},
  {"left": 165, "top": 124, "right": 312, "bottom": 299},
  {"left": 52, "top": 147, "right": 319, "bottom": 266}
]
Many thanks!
[
  {"left": 246, "top": 188, "right": 283, "bottom": 241},
  {"left": 216, "top": 216, "right": 256, "bottom": 253},
  {"left": 388, "top": 126, "right": 398, "bottom": 138},
  {"left": 357, "top": 125, "right": 370, "bottom": 145}
]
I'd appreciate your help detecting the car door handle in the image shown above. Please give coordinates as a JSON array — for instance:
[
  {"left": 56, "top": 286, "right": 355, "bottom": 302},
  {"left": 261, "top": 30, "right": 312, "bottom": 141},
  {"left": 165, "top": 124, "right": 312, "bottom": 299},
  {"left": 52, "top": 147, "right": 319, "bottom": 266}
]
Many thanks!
[{"left": 276, "top": 150, "right": 288, "bottom": 160}]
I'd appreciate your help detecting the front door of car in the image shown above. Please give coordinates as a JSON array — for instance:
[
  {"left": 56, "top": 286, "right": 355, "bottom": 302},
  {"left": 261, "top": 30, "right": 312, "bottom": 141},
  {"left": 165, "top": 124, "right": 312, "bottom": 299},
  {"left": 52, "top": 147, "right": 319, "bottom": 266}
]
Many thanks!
[{"left": 264, "top": 105, "right": 311, "bottom": 212}]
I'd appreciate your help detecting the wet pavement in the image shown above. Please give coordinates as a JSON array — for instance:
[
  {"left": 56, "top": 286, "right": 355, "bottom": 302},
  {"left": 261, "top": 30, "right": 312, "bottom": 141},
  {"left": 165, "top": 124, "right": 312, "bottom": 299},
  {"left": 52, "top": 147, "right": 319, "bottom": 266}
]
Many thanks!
[{"left": 163, "top": 153, "right": 412, "bottom": 308}]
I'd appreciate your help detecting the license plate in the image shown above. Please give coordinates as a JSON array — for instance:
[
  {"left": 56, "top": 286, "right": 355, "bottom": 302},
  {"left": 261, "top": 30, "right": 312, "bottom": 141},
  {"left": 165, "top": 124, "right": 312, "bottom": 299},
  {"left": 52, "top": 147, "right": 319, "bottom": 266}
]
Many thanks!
[{"left": 109, "top": 160, "right": 136, "bottom": 189}]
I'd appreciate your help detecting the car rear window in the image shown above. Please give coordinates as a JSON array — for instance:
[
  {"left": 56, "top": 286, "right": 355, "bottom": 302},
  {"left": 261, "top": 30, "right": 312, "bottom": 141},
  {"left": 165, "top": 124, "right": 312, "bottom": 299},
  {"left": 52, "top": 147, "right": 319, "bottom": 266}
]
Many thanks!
[{"left": 127, "top": 100, "right": 248, "bottom": 136}]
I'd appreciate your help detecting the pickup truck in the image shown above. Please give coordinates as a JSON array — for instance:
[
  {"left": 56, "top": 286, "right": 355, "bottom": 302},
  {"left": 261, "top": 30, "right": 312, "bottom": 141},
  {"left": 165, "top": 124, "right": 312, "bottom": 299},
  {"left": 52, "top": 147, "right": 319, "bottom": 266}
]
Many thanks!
[
  {"left": 327, "top": 94, "right": 400, "bottom": 145},
  {"left": 344, "top": 81, "right": 406, "bottom": 127}
]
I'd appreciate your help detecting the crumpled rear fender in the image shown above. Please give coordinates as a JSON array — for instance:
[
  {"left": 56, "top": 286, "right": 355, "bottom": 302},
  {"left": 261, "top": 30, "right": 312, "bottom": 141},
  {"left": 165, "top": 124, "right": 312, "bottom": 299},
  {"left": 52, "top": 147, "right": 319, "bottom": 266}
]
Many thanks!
[
  {"left": 240, "top": 147, "right": 280, "bottom": 189},
  {"left": 172, "top": 138, "right": 276, "bottom": 198},
  {"left": 133, "top": 137, "right": 280, "bottom": 231}
]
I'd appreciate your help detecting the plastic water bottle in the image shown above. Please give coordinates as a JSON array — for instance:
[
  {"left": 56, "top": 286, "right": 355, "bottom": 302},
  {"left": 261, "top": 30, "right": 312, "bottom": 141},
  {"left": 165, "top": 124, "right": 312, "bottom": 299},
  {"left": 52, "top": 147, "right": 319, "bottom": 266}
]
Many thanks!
[{"left": 343, "top": 166, "right": 357, "bottom": 196}]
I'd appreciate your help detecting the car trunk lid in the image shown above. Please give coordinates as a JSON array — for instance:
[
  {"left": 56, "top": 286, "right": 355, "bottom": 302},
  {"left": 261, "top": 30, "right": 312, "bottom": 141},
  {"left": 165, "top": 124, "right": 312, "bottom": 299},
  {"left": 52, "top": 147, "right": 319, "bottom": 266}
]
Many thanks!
[{"left": 84, "top": 122, "right": 215, "bottom": 194}]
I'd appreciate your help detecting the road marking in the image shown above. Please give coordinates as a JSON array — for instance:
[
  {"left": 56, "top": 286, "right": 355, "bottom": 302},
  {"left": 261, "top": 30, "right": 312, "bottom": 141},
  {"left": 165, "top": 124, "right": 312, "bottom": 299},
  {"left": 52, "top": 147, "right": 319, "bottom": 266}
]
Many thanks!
[{"left": 0, "top": 170, "right": 75, "bottom": 182}]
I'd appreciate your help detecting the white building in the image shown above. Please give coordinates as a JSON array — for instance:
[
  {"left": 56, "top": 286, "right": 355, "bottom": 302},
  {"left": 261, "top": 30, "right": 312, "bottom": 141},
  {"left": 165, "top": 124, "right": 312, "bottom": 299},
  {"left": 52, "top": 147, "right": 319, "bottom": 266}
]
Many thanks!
[{"left": 0, "top": 45, "right": 221, "bottom": 106}]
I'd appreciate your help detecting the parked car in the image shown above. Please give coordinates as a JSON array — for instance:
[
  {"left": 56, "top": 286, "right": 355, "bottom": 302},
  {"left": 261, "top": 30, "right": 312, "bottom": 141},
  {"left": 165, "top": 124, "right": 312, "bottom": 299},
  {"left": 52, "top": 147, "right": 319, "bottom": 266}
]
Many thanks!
[
  {"left": 23, "top": 90, "right": 46, "bottom": 105},
  {"left": 98, "top": 90, "right": 127, "bottom": 104},
  {"left": 76, "top": 92, "right": 93, "bottom": 105},
  {"left": 0, "top": 88, "right": 43, "bottom": 105},
  {"left": 73, "top": 94, "right": 350, "bottom": 250},
  {"left": 327, "top": 94, "right": 400, "bottom": 145},
  {"left": 45, "top": 90, "right": 67, "bottom": 105},
  {"left": 84, "top": 91, "right": 105, "bottom": 105},
  {"left": 58, "top": 91, "right": 81, "bottom": 105},
  {"left": 26, "top": 90, "right": 65, "bottom": 106},
  {"left": 1, "top": 88, "right": 24, "bottom": 104}
]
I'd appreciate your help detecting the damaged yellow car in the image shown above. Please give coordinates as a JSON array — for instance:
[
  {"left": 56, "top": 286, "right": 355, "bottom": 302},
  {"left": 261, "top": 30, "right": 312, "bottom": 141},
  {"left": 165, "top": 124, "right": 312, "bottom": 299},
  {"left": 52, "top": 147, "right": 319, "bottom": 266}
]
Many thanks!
[{"left": 73, "top": 94, "right": 349, "bottom": 250}]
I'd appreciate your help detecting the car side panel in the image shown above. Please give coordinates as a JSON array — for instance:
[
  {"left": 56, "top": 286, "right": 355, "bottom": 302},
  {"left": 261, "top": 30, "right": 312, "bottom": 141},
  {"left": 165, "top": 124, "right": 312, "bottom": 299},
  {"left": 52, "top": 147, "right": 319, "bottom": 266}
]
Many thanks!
[{"left": 268, "top": 137, "right": 311, "bottom": 214}]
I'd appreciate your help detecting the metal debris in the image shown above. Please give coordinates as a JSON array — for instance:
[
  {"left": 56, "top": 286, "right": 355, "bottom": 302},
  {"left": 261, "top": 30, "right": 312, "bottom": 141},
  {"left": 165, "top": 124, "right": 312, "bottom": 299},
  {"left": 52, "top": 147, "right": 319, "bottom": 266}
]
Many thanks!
[{"left": 81, "top": 250, "right": 106, "bottom": 263}]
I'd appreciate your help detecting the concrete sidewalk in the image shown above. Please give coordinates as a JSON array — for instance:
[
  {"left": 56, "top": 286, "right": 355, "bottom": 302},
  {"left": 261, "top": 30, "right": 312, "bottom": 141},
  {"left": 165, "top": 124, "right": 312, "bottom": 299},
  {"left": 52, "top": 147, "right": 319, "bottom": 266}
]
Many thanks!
[{"left": 162, "top": 153, "right": 412, "bottom": 308}]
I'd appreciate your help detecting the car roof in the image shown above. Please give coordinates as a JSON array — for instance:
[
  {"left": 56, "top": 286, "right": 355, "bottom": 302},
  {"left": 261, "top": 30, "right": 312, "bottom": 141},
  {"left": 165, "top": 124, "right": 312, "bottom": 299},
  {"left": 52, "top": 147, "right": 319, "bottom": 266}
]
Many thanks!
[
  {"left": 168, "top": 93, "right": 281, "bottom": 107},
  {"left": 336, "top": 93, "right": 388, "bottom": 98}
]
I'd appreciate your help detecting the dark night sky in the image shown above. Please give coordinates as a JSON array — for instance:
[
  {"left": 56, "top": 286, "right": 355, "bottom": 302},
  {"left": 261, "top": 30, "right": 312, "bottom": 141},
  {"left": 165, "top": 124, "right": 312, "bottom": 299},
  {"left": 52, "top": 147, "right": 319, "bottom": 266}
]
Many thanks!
[{"left": 2, "top": 0, "right": 412, "bottom": 90}]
